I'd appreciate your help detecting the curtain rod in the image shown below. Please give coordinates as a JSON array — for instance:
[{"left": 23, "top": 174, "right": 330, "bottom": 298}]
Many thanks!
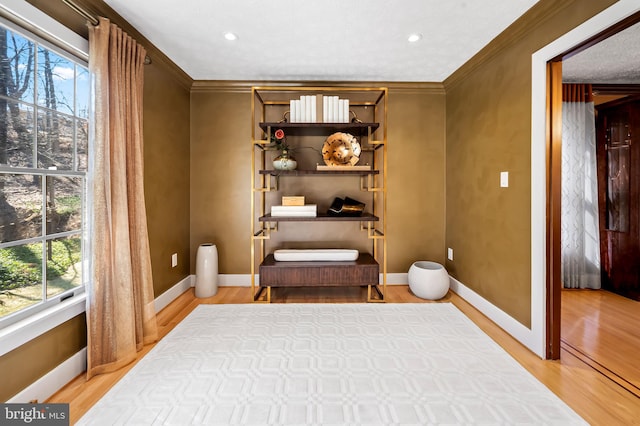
[
  {"left": 61, "top": 0, "right": 99, "bottom": 26},
  {"left": 61, "top": 0, "right": 152, "bottom": 64}
]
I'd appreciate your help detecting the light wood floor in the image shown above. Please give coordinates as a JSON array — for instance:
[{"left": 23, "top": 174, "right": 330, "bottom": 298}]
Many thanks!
[
  {"left": 561, "top": 288, "right": 640, "bottom": 397},
  {"left": 49, "top": 286, "right": 640, "bottom": 425}
]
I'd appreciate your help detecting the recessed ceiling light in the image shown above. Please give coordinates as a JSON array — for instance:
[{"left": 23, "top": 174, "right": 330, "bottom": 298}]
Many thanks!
[
  {"left": 224, "top": 32, "right": 238, "bottom": 41},
  {"left": 407, "top": 33, "right": 422, "bottom": 43}
]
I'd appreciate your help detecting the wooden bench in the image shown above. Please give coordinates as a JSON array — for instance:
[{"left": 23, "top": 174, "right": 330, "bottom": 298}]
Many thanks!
[{"left": 258, "top": 253, "right": 382, "bottom": 302}]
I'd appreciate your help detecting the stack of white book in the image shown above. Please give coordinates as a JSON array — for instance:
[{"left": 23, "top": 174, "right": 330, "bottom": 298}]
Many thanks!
[
  {"left": 289, "top": 95, "right": 351, "bottom": 123},
  {"left": 271, "top": 204, "right": 317, "bottom": 217},
  {"left": 289, "top": 95, "right": 319, "bottom": 123},
  {"left": 323, "top": 96, "right": 350, "bottom": 123}
]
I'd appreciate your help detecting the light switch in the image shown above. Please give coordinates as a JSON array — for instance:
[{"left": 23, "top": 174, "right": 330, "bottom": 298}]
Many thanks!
[
  {"left": 447, "top": 248, "right": 454, "bottom": 261},
  {"left": 500, "top": 171, "right": 509, "bottom": 188},
  {"left": 171, "top": 253, "right": 178, "bottom": 267}
]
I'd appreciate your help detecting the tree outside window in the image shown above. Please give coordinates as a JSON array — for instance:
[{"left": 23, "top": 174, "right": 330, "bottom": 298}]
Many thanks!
[{"left": 0, "top": 23, "right": 89, "bottom": 322}]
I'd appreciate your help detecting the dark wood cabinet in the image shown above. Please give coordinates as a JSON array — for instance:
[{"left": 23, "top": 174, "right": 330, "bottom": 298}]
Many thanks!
[{"left": 596, "top": 98, "right": 640, "bottom": 300}]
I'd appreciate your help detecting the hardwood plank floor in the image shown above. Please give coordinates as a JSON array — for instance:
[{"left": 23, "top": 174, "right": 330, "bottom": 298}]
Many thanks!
[
  {"left": 561, "top": 288, "right": 640, "bottom": 396},
  {"left": 48, "top": 286, "right": 640, "bottom": 425}
]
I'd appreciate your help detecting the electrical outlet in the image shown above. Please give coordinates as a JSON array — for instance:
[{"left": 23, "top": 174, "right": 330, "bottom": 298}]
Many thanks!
[
  {"left": 171, "top": 253, "right": 177, "bottom": 268},
  {"left": 447, "top": 247, "right": 454, "bottom": 261}
]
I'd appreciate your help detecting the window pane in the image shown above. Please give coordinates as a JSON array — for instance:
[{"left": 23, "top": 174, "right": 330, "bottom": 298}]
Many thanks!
[
  {"left": 0, "top": 100, "right": 34, "bottom": 167},
  {"left": 46, "top": 235, "right": 81, "bottom": 299},
  {"left": 46, "top": 175, "right": 82, "bottom": 234},
  {"left": 0, "top": 26, "right": 35, "bottom": 103},
  {"left": 0, "top": 173, "right": 42, "bottom": 243},
  {"left": 76, "top": 65, "right": 89, "bottom": 119},
  {"left": 37, "top": 47, "right": 74, "bottom": 115},
  {"left": 76, "top": 118, "right": 88, "bottom": 171},
  {"left": 0, "top": 242, "right": 43, "bottom": 319},
  {"left": 37, "top": 109, "right": 74, "bottom": 169}
]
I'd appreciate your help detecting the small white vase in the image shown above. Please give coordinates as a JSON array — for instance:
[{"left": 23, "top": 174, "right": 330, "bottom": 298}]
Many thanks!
[
  {"left": 195, "top": 243, "right": 218, "bottom": 298},
  {"left": 408, "top": 261, "right": 449, "bottom": 300},
  {"left": 273, "top": 150, "right": 297, "bottom": 170}
]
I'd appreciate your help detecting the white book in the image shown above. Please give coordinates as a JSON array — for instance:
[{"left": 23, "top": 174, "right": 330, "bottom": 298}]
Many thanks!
[
  {"left": 311, "top": 95, "right": 317, "bottom": 123},
  {"left": 338, "top": 99, "right": 345, "bottom": 123},
  {"left": 306, "top": 96, "right": 313, "bottom": 122},
  {"left": 327, "top": 97, "right": 334, "bottom": 123},
  {"left": 344, "top": 99, "right": 349, "bottom": 123},
  {"left": 322, "top": 96, "right": 328, "bottom": 123},
  {"left": 289, "top": 99, "right": 296, "bottom": 123},
  {"left": 333, "top": 96, "right": 340, "bottom": 122},
  {"left": 316, "top": 164, "right": 371, "bottom": 171},
  {"left": 299, "top": 96, "right": 306, "bottom": 122},
  {"left": 271, "top": 211, "right": 317, "bottom": 217},
  {"left": 272, "top": 204, "right": 317, "bottom": 213}
]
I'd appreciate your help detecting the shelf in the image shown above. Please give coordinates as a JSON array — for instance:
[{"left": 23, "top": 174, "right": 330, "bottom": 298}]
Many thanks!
[
  {"left": 259, "top": 169, "right": 379, "bottom": 176},
  {"left": 259, "top": 122, "right": 379, "bottom": 135},
  {"left": 259, "top": 213, "right": 379, "bottom": 222}
]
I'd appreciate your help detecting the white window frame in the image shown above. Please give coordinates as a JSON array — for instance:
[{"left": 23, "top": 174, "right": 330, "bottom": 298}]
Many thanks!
[{"left": 0, "top": 0, "right": 89, "bottom": 357}]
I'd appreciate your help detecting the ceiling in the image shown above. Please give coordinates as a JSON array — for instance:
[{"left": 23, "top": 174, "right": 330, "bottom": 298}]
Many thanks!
[
  {"left": 102, "top": 0, "right": 541, "bottom": 82},
  {"left": 562, "top": 20, "right": 640, "bottom": 84}
]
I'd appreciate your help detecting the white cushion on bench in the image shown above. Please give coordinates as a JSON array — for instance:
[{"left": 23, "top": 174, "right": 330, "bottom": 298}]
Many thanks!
[{"left": 273, "top": 249, "right": 359, "bottom": 262}]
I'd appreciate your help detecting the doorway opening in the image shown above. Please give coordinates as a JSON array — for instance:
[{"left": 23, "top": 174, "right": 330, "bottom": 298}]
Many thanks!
[{"left": 545, "top": 7, "right": 640, "bottom": 379}]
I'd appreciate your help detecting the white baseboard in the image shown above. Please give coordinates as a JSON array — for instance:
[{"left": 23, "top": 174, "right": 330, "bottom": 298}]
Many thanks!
[
  {"left": 8, "top": 348, "right": 87, "bottom": 403},
  {"left": 449, "top": 276, "right": 541, "bottom": 357},
  {"left": 154, "top": 275, "right": 192, "bottom": 313},
  {"left": 385, "top": 273, "right": 407, "bottom": 285}
]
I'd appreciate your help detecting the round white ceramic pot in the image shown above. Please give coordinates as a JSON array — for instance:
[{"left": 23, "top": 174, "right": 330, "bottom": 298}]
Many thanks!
[
  {"left": 195, "top": 243, "right": 218, "bottom": 298},
  {"left": 408, "top": 261, "right": 449, "bottom": 300}
]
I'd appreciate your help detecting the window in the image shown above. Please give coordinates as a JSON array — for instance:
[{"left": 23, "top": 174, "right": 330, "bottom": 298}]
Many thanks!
[{"left": 0, "top": 18, "right": 89, "bottom": 328}]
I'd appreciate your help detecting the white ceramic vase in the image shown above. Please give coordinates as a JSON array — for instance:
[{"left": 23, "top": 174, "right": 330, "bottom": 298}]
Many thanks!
[
  {"left": 408, "top": 261, "right": 449, "bottom": 300},
  {"left": 195, "top": 243, "right": 218, "bottom": 298},
  {"left": 273, "top": 150, "right": 297, "bottom": 170}
]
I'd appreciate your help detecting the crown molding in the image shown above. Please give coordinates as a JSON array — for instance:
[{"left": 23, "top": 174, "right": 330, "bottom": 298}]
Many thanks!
[
  {"left": 443, "top": 0, "right": 590, "bottom": 90},
  {"left": 26, "top": 0, "right": 193, "bottom": 91},
  {"left": 190, "top": 80, "right": 445, "bottom": 95}
]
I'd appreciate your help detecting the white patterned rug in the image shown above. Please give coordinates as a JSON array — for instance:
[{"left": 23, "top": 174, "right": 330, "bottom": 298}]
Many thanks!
[{"left": 78, "top": 303, "right": 585, "bottom": 425}]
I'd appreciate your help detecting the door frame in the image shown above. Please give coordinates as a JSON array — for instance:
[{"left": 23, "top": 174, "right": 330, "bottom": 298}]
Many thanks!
[{"left": 531, "top": 1, "right": 640, "bottom": 359}]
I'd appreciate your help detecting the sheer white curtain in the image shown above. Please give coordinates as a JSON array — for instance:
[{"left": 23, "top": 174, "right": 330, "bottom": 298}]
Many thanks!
[{"left": 561, "top": 84, "right": 601, "bottom": 289}]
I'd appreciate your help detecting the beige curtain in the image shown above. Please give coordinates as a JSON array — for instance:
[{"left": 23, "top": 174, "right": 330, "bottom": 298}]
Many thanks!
[{"left": 86, "top": 17, "right": 158, "bottom": 379}]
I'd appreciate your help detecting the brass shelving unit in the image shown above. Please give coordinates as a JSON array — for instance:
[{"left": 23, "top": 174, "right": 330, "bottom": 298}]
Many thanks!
[{"left": 250, "top": 86, "right": 387, "bottom": 302}]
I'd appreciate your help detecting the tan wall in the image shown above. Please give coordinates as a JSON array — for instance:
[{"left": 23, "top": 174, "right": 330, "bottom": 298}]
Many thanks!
[
  {"left": 444, "top": 0, "right": 617, "bottom": 327},
  {"left": 387, "top": 89, "right": 446, "bottom": 272},
  {"left": 190, "top": 85, "right": 446, "bottom": 275},
  {"left": 190, "top": 90, "right": 252, "bottom": 273},
  {"left": 144, "top": 64, "right": 191, "bottom": 296},
  {"left": 2, "top": 0, "right": 192, "bottom": 401},
  {"left": 0, "top": 315, "right": 86, "bottom": 402}
]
